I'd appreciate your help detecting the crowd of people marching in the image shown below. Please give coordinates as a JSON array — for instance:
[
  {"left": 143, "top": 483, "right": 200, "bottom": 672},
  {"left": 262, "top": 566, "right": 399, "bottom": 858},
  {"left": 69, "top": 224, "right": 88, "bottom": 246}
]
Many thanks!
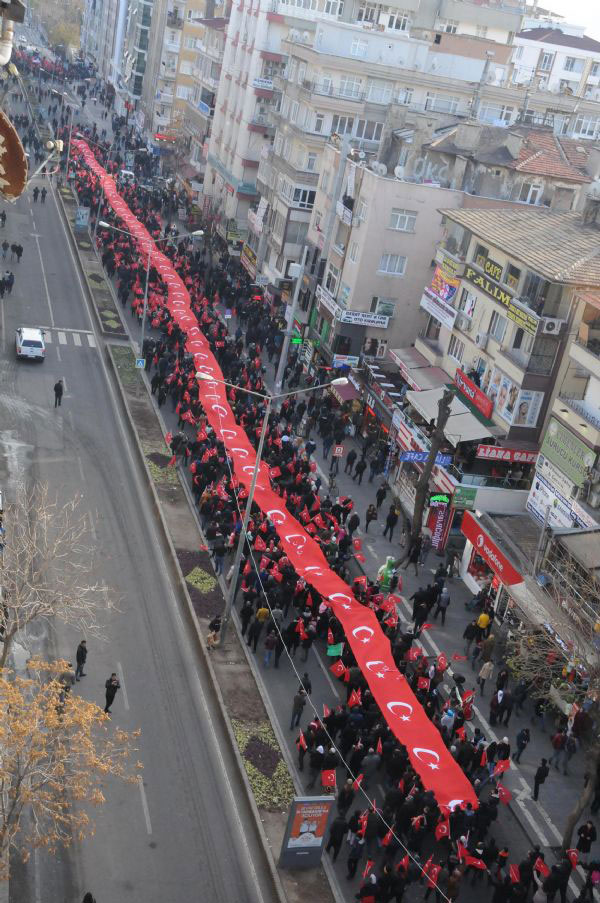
[{"left": 10, "top": 57, "right": 599, "bottom": 901}]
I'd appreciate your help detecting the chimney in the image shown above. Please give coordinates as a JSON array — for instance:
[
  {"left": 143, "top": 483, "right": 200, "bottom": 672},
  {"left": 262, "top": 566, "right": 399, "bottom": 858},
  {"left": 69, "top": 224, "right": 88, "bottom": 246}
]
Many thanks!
[
  {"left": 585, "top": 146, "right": 600, "bottom": 182},
  {"left": 581, "top": 196, "right": 600, "bottom": 228},
  {"left": 503, "top": 131, "right": 525, "bottom": 160},
  {"left": 454, "top": 122, "right": 482, "bottom": 152}
]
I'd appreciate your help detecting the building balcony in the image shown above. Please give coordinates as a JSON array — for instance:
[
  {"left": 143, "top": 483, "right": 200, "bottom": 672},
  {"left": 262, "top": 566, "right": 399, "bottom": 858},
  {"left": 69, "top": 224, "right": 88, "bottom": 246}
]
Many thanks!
[
  {"left": 336, "top": 199, "right": 353, "bottom": 226},
  {"left": 415, "top": 331, "right": 444, "bottom": 366},
  {"left": 164, "top": 40, "right": 181, "bottom": 53},
  {"left": 166, "top": 11, "right": 184, "bottom": 28},
  {"left": 248, "top": 114, "right": 276, "bottom": 133},
  {"left": 555, "top": 395, "right": 600, "bottom": 450},
  {"left": 496, "top": 344, "right": 555, "bottom": 379},
  {"left": 570, "top": 337, "right": 600, "bottom": 376}
]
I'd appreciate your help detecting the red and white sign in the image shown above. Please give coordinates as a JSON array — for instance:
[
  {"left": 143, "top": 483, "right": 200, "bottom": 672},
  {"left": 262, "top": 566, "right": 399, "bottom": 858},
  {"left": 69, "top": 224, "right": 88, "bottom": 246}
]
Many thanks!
[
  {"left": 461, "top": 511, "right": 523, "bottom": 586},
  {"left": 476, "top": 444, "right": 538, "bottom": 464},
  {"left": 333, "top": 445, "right": 344, "bottom": 457},
  {"left": 454, "top": 369, "right": 493, "bottom": 419}
]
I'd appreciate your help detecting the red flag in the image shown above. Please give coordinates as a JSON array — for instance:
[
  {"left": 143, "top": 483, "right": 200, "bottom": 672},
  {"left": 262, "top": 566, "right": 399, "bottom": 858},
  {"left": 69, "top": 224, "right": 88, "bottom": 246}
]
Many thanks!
[
  {"left": 455, "top": 726, "right": 466, "bottom": 741},
  {"left": 466, "top": 855, "right": 486, "bottom": 870},
  {"left": 327, "top": 628, "right": 335, "bottom": 645},
  {"left": 381, "top": 829, "right": 394, "bottom": 847},
  {"left": 566, "top": 849, "right": 578, "bottom": 869},
  {"left": 348, "top": 689, "right": 362, "bottom": 708},
  {"left": 321, "top": 769, "right": 337, "bottom": 790},
  {"left": 494, "top": 758, "right": 511, "bottom": 776},
  {"left": 417, "top": 676, "right": 430, "bottom": 691},
  {"left": 479, "top": 748, "right": 488, "bottom": 767},
  {"left": 437, "top": 653, "right": 448, "bottom": 672},
  {"left": 296, "top": 732, "right": 307, "bottom": 751},
  {"left": 534, "top": 857, "right": 550, "bottom": 879},
  {"left": 457, "top": 841, "right": 468, "bottom": 863},
  {"left": 376, "top": 737, "right": 383, "bottom": 755},
  {"left": 435, "top": 818, "right": 449, "bottom": 841},
  {"left": 167, "top": 454, "right": 177, "bottom": 467},
  {"left": 452, "top": 653, "right": 468, "bottom": 661},
  {"left": 269, "top": 466, "right": 281, "bottom": 478},
  {"left": 355, "top": 553, "right": 366, "bottom": 563},
  {"left": 497, "top": 784, "right": 512, "bottom": 805},
  {"left": 313, "top": 514, "right": 326, "bottom": 529},
  {"left": 353, "top": 538, "right": 362, "bottom": 550},
  {"left": 362, "top": 859, "right": 375, "bottom": 879},
  {"left": 352, "top": 773, "right": 364, "bottom": 791},
  {"left": 421, "top": 622, "right": 433, "bottom": 631},
  {"left": 423, "top": 855, "right": 433, "bottom": 876},
  {"left": 323, "top": 703, "right": 331, "bottom": 718},
  {"left": 406, "top": 646, "right": 423, "bottom": 661},
  {"left": 330, "top": 660, "right": 347, "bottom": 679},
  {"left": 254, "top": 535, "right": 266, "bottom": 551},
  {"left": 509, "top": 864, "right": 520, "bottom": 884},
  {"left": 397, "top": 854, "right": 409, "bottom": 875},
  {"left": 426, "top": 863, "right": 442, "bottom": 888},
  {"left": 297, "top": 622, "right": 308, "bottom": 642},
  {"left": 165, "top": 431, "right": 173, "bottom": 447},
  {"left": 300, "top": 506, "right": 310, "bottom": 523}
]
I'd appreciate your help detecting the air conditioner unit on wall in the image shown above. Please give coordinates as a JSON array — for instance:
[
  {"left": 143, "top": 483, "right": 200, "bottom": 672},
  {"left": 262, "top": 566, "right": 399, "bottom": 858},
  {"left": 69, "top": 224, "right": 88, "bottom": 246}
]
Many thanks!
[
  {"left": 475, "top": 332, "right": 489, "bottom": 349},
  {"left": 541, "top": 317, "right": 565, "bottom": 335},
  {"left": 457, "top": 313, "right": 472, "bottom": 333}
]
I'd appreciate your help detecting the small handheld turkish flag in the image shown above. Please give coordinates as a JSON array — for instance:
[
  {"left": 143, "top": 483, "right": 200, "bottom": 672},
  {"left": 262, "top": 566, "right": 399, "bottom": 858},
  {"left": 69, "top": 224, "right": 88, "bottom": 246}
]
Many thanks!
[
  {"left": 534, "top": 857, "right": 550, "bottom": 879},
  {"left": 330, "top": 660, "right": 347, "bottom": 679},
  {"left": 296, "top": 732, "right": 307, "bottom": 751},
  {"left": 397, "top": 854, "right": 409, "bottom": 875},
  {"left": 352, "top": 773, "right": 364, "bottom": 791},
  {"left": 465, "top": 855, "right": 486, "bottom": 870},
  {"left": 327, "top": 628, "right": 335, "bottom": 645},
  {"left": 321, "top": 769, "right": 337, "bottom": 790},
  {"left": 362, "top": 859, "right": 375, "bottom": 879},
  {"left": 323, "top": 703, "right": 331, "bottom": 718},
  {"left": 376, "top": 737, "right": 383, "bottom": 755},
  {"left": 566, "top": 849, "right": 578, "bottom": 869},
  {"left": 348, "top": 688, "right": 362, "bottom": 708},
  {"left": 494, "top": 758, "right": 511, "bottom": 776},
  {"left": 509, "top": 864, "right": 520, "bottom": 884},
  {"left": 435, "top": 819, "right": 449, "bottom": 841},
  {"left": 437, "top": 652, "right": 448, "bottom": 672},
  {"left": 417, "top": 676, "right": 431, "bottom": 691},
  {"left": 381, "top": 829, "right": 393, "bottom": 847},
  {"left": 497, "top": 784, "right": 512, "bottom": 804},
  {"left": 452, "top": 653, "right": 468, "bottom": 661}
]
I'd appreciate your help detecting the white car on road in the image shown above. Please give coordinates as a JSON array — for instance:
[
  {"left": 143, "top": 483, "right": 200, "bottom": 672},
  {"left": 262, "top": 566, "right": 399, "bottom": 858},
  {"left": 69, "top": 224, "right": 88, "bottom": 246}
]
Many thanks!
[{"left": 15, "top": 327, "right": 46, "bottom": 361}]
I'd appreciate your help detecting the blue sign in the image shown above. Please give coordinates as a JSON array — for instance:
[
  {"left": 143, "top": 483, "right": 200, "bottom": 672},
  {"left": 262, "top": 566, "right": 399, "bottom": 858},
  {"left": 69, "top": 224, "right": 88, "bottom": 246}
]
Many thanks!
[
  {"left": 399, "top": 451, "right": 452, "bottom": 466},
  {"left": 135, "top": 358, "right": 146, "bottom": 369}
]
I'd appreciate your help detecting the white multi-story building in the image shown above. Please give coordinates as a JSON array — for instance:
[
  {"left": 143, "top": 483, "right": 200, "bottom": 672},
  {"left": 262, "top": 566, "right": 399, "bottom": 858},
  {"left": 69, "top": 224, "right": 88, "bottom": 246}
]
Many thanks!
[{"left": 512, "top": 26, "right": 600, "bottom": 102}]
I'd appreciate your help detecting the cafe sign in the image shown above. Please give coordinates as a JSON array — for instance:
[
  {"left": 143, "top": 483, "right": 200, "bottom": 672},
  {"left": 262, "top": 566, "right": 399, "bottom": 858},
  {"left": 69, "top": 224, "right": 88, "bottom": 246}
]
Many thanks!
[{"left": 464, "top": 265, "right": 539, "bottom": 336}]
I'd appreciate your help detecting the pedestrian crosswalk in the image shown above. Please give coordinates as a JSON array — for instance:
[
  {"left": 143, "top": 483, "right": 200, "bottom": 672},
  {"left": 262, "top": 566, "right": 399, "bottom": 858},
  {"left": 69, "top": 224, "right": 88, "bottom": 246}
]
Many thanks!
[{"left": 42, "top": 328, "right": 96, "bottom": 349}]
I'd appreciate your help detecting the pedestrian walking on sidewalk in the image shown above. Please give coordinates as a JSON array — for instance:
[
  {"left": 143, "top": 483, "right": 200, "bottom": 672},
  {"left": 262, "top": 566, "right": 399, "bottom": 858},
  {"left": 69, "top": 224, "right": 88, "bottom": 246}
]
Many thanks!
[
  {"left": 463, "top": 619, "right": 478, "bottom": 654},
  {"left": 382, "top": 505, "right": 398, "bottom": 541},
  {"left": 375, "top": 484, "right": 387, "bottom": 509},
  {"left": 577, "top": 821, "right": 597, "bottom": 854},
  {"left": 533, "top": 758, "right": 549, "bottom": 801},
  {"left": 353, "top": 458, "right": 367, "bottom": 485},
  {"left": 103, "top": 673, "right": 120, "bottom": 714},
  {"left": 33, "top": 186, "right": 39, "bottom": 202},
  {"left": 1, "top": 239, "right": 8, "bottom": 259},
  {"left": 41, "top": 187, "right": 47, "bottom": 204},
  {"left": 512, "top": 727, "right": 530, "bottom": 763},
  {"left": 477, "top": 659, "right": 494, "bottom": 696},
  {"left": 75, "top": 640, "right": 87, "bottom": 680},
  {"left": 549, "top": 728, "right": 567, "bottom": 769},
  {"left": 365, "top": 504, "right": 377, "bottom": 532},
  {"left": 54, "top": 378, "right": 64, "bottom": 407},
  {"left": 290, "top": 688, "right": 306, "bottom": 729},
  {"left": 401, "top": 536, "right": 421, "bottom": 576},
  {"left": 433, "top": 585, "right": 450, "bottom": 624},
  {"left": 344, "top": 448, "right": 357, "bottom": 474}
]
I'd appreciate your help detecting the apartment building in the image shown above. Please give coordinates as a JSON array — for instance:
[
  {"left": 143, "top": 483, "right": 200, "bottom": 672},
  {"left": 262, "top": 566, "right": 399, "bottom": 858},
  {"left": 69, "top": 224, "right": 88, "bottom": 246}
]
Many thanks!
[
  {"left": 81, "top": 0, "right": 126, "bottom": 84},
  {"left": 513, "top": 27, "right": 600, "bottom": 102}
]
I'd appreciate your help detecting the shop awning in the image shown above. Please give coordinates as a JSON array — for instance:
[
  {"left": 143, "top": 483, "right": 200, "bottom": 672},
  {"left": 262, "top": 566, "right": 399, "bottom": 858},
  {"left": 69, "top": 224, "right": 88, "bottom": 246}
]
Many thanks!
[
  {"left": 388, "top": 347, "right": 451, "bottom": 391},
  {"left": 330, "top": 382, "right": 360, "bottom": 404},
  {"left": 405, "top": 387, "right": 494, "bottom": 445},
  {"left": 461, "top": 510, "right": 523, "bottom": 585}
]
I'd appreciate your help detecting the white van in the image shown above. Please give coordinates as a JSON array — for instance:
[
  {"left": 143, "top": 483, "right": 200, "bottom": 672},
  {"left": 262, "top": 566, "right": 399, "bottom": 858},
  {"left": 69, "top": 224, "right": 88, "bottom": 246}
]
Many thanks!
[{"left": 118, "top": 170, "right": 135, "bottom": 185}]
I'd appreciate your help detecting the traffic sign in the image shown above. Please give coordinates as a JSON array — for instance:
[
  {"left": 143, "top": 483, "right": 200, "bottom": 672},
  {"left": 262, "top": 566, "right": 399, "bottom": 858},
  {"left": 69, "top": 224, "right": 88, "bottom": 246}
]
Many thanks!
[
  {"left": 333, "top": 445, "right": 344, "bottom": 457},
  {"left": 135, "top": 358, "right": 146, "bottom": 369}
]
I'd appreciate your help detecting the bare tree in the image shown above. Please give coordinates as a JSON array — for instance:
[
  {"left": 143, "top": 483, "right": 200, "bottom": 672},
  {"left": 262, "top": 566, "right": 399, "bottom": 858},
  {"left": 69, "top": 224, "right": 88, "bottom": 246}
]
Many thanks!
[
  {"left": 506, "top": 545, "right": 600, "bottom": 849},
  {"left": 0, "top": 486, "right": 111, "bottom": 671},
  {"left": 0, "top": 659, "right": 140, "bottom": 878},
  {"left": 409, "top": 387, "right": 456, "bottom": 544}
]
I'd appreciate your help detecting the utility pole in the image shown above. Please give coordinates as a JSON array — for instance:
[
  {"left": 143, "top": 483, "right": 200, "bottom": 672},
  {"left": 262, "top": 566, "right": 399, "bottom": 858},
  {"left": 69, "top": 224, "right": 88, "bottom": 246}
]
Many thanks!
[
  {"left": 409, "top": 387, "right": 456, "bottom": 544},
  {"left": 274, "top": 246, "right": 308, "bottom": 393}
]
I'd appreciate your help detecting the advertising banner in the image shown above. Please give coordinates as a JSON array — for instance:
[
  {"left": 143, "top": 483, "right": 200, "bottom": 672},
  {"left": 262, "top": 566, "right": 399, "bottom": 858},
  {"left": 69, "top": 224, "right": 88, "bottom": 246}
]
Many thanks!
[
  {"left": 480, "top": 367, "right": 543, "bottom": 427},
  {"left": 454, "top": 369, "right": 493, "bottom": 419},
  {"left": 280, "top": 797, "right": 334, "bottom": 868},
  {"left": 461, "top": 511, "right": 523, "bottom": 585},
  {"left": 540, "top": 418, "right": 596, "bottom": 488},
  {"left": 476, "top": 445, "right": 538, "bottom": 464}
]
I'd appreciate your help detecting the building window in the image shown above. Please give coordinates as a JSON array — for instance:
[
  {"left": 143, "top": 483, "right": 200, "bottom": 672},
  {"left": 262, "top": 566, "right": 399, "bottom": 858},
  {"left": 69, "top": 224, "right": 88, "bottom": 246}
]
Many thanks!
[
  {"left": 504, "top": 263, "right": 521, "bottom": 291},
  {"left": 572, "top": 115, "right": 600, "bottom": 138},
  {"left": 367, "top": 81, "right": 392, "bottom": 104},
  {"left": 388, "top": 207, "right": 417, "bottom": 232},
  {"left": 592, "top": 62, "right": 600, "bottom": 77},
  {"left": 290, "top": 100, "right": 299, "bottom": 123},
  {"left": 476, "top": 25, "right": 487, "bottom": 38},
  {"left": 306, "top": 152, "right": 317, "bottom": 171},
  {"left": 378, "top": 253, "right": 406, "bottom": 275},
  {"left": 513, "top": 46, "right": 523, "bottom": 60},
  {"left": 436, "top": 17, "right": 458, "bottom": 33},
  {"left": 350, "top": 39, "right": 368, "bottom": 58},
  {"left": 339, "top": 75, "right": 362, "bottom": 98},
  {"left": 519, "top": 181, "right": 542, "bottom": 205},
  {"left": 425, "top": 92, "right": 459, "bottom": 114},
  {"left": 314, "top": 113, "right": 324, "bottom": 133},
  {"left": 565, "top": 56, "right": 584, "bottom": 73},
  {"left": 324, "top": 0, "right": 344, "bottom": 14},
  {"left": 357, "top": 198, "right": 368, "bottom": 221},
  {"left": 425, "top": 316, "right": 441, "bottom": 342},
  {"left": 370, "top": 296, "right": 396, "bottom": 317},
  {"left": 355, "top": 119, "right": 383, "bottom": 141},
  {"left": 457, "top": 287, "right": 476, "bottom": 318},
  {"left": 474, "top": 243, "right": 489, "bottom": 268},
  {"left": 489, "top": 310, "right": 507, "bottom": 343},
  {"left": 539, "top": 52, "right": 554, "bottom": 71},
  {"left": 349, "top": 241, "right": 359, "bottom": 263},
  {"left": 293, "top": 188, "right": 316, "bottom": 209},
  {"left": 357, "top": 1, "right": 378, "bottom": 22},
  {"left": 331, "top": 114, "right": 354, "bottom": 135},
  {"left": 388, "top": 9, "right": 409, "bottom": 30},
  {"left": 478, "top": 103, "right": 514, "bottom": 125},
  {"left": 448, "top": 334, "right": 465, "bottom": 362},
  {"left": 324, "top": 262, "right": 340, "bottom": 294}
]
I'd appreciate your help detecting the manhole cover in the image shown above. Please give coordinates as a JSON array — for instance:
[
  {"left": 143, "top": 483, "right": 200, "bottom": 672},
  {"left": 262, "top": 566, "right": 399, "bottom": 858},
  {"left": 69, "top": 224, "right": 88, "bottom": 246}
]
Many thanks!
[{"left": 88, "top": 273, "right": 104, "bottom": 284}]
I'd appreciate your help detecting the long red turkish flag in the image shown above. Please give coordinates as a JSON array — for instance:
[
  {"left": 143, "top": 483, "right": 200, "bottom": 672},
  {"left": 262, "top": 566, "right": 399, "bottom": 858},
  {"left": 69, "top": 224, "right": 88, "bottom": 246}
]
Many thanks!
[{"left": 73, "top": 141, "right": 476, "bottom": 810}]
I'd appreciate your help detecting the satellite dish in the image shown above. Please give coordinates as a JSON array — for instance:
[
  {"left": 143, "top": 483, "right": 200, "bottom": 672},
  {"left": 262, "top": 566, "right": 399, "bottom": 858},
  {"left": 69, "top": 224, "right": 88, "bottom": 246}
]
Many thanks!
[
  {"left": 394, "top": 165, "right": 404, "bottom": 178},
  {"left": 358, "top": 151, "right": 365, "bottom": 159},
  {"left": 378, "top": 163, "right": 388, "bottom": 175}
]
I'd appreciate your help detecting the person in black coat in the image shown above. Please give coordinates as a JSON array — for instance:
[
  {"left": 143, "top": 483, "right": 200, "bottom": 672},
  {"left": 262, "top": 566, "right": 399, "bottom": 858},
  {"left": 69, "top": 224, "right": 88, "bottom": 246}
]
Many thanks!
[
  {"left": 75, "top": 640, "right": 87, "bottom": 680},
  {"left": 577, "top": 820, "right": 597, "bottom": 854},
  {"left": 325, "top": 814, "right": 347, "bottom": 861}
]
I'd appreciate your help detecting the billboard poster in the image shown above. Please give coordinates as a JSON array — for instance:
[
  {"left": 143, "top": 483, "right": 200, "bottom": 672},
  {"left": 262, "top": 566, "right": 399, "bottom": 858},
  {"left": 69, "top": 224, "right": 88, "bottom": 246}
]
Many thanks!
[
  {"left": 540, "top": 418, "right": 596, "bottom": 488},
  {"left": 279, "top": 797, "right": 334, "bottom": 868},
  {"left": 429, "top": 266, "right": 459, "bottom": 304},
  {"left": 526, "top": 471, "right": 580, "bottom": 530},
  {"left": 480, "top": 366, "right": 543, "bottom": 427}
]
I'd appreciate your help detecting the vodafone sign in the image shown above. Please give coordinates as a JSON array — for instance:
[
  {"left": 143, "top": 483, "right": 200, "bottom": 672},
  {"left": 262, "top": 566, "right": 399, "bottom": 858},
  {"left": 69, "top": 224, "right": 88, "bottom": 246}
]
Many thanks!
[{"left": 461, "top": 511, "right": 523, "bottom": 586}]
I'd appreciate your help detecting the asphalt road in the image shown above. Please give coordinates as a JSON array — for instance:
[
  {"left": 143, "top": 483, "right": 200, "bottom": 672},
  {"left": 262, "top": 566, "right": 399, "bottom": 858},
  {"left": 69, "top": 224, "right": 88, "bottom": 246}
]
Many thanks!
[{"left": 1, "top": 169, "right": 268, "bottom": 901}]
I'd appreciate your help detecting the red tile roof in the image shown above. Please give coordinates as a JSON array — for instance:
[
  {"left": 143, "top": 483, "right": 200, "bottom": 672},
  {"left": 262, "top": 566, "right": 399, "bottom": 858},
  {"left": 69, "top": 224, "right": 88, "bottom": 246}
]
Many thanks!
[{"left": 512, "top": 129, "right": 590, "bottom": 183}]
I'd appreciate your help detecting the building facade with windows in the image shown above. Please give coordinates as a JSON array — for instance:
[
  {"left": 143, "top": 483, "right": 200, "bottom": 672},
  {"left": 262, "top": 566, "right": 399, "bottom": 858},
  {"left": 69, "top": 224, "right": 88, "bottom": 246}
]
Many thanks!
[{"left": 512, "top": 27, "right": 600, "bottom": 103}]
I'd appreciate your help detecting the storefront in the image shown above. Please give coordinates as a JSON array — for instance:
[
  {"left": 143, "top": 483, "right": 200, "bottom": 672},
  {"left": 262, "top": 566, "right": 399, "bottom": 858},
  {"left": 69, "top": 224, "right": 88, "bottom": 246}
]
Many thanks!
[{"left": 460, "top": 510, "right": 524, "bottom": 622}]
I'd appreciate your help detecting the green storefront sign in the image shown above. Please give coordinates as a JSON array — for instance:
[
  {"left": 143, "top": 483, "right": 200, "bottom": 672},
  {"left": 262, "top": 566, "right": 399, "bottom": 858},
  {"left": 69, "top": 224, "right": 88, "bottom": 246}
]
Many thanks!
[
  {"left": 452, "top": 486, "right": 478, "bottom": 510},
  {"left": 540, "top": 418, "right": 596, "bottom": 487}
]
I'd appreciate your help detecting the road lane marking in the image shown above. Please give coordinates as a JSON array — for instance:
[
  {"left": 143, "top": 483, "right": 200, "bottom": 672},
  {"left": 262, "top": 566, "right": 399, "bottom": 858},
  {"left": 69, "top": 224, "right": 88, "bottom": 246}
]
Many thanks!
[
  {"left": 32, "top": 232, "right": 55, "bottom": 327},
  {"left": 116, "top": 661, "right": 130, "bottom": 711},
  {"left": 1, "top": 294, "right": 4, "bottom": 350},
  {"left": 87, "top": 333, "right": 96, "bottom": 348},
  {"left": 58, "top": 331, "right": 66, "bottom": 344},
  {"left": 77, "top": 455, "right": 85, "bottom": 482},
  {"left": 44, "top": 330, "right": 52, "bottom": 342},
  {"left": 88, "top": 512, "right": 97, "bottom": 542},
  {"left": 137, "top": 776, "right": 152, "bottom": 835},
  {"left": 72, "top": 332, "right": 81, "bottom": 346}
]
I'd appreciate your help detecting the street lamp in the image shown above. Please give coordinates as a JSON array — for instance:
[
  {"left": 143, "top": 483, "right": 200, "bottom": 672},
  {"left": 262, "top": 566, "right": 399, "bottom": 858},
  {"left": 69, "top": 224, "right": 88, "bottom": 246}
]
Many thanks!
[
  {"left": 97, "top": 220, "right": 203, "bottom": 350},
  {"left": 195, "top": 372, "right": 348, "bottom": 643}
]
